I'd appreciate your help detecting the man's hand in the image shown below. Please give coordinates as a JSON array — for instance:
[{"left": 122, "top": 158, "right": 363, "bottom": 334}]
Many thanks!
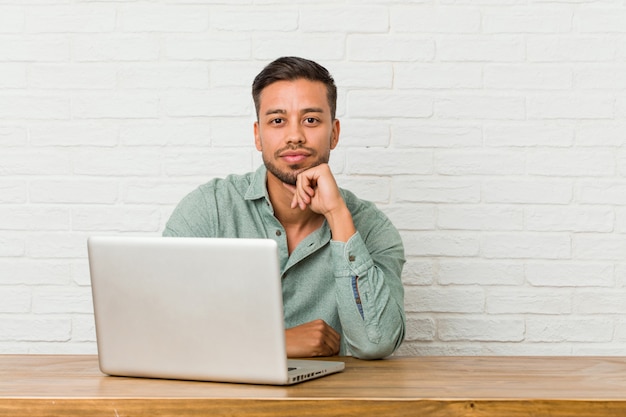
[
  {"left": 284, "top": 163, "right": 343, "bottom": 214},
  {"left": 283, "top": 163, "right": 356, "bottom": 242},
  {"left": 285, "top": 319, "right": 341, "bottom": 358}
]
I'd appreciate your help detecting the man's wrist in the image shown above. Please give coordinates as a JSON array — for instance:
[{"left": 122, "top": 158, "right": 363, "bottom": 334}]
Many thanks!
[{"left": 326, "top": 205, "right": 356, "bottom": 242}]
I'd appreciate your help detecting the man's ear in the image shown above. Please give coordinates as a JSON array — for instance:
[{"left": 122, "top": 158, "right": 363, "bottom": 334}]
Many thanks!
[
  {"left": 330, "top": 119, "right": 340, "bottom": 150},
  {"left": 254, "top": 121, "right": 262, "bottom": 151}
]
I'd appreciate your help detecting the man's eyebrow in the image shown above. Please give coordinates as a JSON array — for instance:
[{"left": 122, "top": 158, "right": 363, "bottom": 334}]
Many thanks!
[
  {"left": 263, "top": 107, "right": 325, "bottom": 116},
  {"left": 302, "top": 107, "right": 324, "bottom": 114},
  {"left": 264, "top": 108, "right": 286, "bottom": 116}
]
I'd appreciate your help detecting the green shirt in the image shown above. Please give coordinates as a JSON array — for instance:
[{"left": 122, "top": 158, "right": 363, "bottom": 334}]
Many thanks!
[{"left": 163, "top": 165, "right": 406, "bottom": 359}]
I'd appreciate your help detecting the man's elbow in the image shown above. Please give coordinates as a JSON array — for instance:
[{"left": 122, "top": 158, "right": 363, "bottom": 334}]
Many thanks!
[{"left": 349, "top": 335, "right": 403, "bottom": 360}]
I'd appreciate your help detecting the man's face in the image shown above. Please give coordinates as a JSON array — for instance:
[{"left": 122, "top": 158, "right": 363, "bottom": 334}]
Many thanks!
[{"left": 254, "top": 79, "right": 340, "bottom": 186}]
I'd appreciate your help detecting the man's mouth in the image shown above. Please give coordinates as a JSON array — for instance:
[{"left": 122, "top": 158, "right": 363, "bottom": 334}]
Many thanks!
[
  {"left": 279, "top": 150, "right": 311, "bottom": 164},
  {"left": 281, "top": 153, "right": 309, "bottom": 164}
]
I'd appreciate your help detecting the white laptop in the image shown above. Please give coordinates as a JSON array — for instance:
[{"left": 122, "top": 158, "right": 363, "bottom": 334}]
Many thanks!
[{"left": 87, "top": 236, "right": 344, "bottom": 385}]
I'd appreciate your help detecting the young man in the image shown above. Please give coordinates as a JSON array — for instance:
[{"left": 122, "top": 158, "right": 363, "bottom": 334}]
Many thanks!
[{"left": 163, "top": 57, "right": 405, "bottom": 359}]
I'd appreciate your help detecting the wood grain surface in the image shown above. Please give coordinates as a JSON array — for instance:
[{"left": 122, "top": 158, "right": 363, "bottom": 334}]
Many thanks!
[{"left": 2, "top": 355, "right": 626, "bottom": 416}]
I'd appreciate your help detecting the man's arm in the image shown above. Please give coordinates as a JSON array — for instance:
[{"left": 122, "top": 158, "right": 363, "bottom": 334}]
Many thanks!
[
  {"left": 332, "top": 229, "right": 405, "bottom": 359},
  {"left": 286, "top": 164, "right": 406, "bottom": 359}
]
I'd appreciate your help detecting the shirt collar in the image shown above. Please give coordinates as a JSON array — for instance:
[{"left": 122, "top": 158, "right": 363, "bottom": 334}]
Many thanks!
[{"left": 245, "top": 165, "right": 269, "bottom": 201}]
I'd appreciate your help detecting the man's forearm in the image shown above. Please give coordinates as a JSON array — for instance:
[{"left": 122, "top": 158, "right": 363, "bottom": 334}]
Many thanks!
[
  {"left": 325, "top": 205, "right": 357, "bottom": 243},
  {"left": 331, "top": 234, "right": 406, "bottom": 359}
]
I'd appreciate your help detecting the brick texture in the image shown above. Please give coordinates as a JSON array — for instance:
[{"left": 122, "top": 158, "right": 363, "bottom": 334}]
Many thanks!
[{"left": 1, "top": 1, "right": 625, "bottom": 356}]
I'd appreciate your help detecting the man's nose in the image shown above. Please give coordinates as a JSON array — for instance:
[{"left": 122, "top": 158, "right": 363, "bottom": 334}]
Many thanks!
[{"left": 286, "top": 124, "right": 305, "bottom": 144}]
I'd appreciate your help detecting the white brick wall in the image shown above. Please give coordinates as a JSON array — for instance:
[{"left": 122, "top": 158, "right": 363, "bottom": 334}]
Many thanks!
[{"left": 1, "top": 0, "right": 626, "bottom": 356}]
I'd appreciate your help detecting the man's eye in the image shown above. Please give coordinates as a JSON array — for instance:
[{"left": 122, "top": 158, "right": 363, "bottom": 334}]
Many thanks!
[
  {"left": 305, "top": 118, "right": 318, "bottom": 124},
  {"left": 271, "top": 118, "right": 284, "bottom": 124}
]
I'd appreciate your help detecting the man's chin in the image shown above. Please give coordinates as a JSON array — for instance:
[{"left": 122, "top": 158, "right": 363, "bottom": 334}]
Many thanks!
[
  {"left": 266, "top": 167, "right": 298, "bottom": 186},
  {"left": 264, "top": 158, "right": 327, "bottom": 186}
]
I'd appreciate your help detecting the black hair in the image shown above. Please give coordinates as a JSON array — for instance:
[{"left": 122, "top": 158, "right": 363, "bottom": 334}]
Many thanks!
[{"left": 252, "top": 56, "right": 337, "bottom": 120}]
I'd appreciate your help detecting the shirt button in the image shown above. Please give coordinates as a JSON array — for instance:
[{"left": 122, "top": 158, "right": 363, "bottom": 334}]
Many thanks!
[
  {"left": 276, "top": 230, "right": 282, "bottom": 237},
  {"left": 349, "top": 255, "right": 355, "bottom": 262}
]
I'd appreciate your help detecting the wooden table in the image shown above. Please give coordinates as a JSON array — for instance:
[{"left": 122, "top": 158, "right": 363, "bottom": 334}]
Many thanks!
[{"left": 2, "top": 355, "right": 626, "bottom": 416}]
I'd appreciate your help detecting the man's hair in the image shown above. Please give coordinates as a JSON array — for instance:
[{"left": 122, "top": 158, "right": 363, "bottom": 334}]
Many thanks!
[{"left": 252, "top": 56, "right": 337, "bottom": 120}]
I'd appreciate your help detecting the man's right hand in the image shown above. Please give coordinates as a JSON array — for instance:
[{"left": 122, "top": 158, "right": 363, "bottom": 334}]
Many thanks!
[{"left": 285, "top": 319, "right": 341, "bottom": 358}]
